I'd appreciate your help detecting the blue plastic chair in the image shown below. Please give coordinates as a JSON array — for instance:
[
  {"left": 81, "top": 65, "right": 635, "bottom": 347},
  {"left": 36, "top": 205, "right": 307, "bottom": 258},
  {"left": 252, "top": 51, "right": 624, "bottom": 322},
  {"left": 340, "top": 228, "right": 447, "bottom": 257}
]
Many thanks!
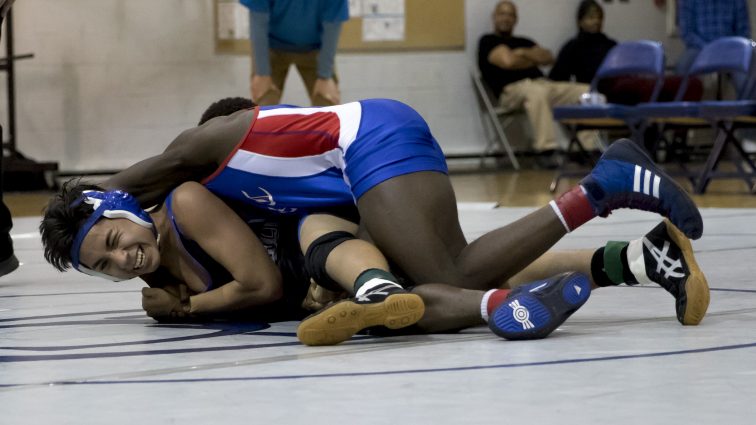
[
  {"left": 550, "top": 40, "right": 665, "bottom": 191},
  {"left": 633, "top": 37, "right": 756, "bottom": 193},
  {"left": 634, "top": 37, "right": 756, "bottom": 189},
  {"left": 691, "top": 38, "right": 756, "bottom": 193},
  {"left": 633, "top": 37, "right": 755, "bottom": 122}
]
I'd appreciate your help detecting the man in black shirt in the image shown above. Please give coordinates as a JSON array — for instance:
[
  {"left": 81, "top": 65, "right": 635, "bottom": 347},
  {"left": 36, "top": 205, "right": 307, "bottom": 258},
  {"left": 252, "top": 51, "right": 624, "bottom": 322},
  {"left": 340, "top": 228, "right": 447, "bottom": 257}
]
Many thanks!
[{"left": 478, "top": 1, "right": 589, "bottom": 160}]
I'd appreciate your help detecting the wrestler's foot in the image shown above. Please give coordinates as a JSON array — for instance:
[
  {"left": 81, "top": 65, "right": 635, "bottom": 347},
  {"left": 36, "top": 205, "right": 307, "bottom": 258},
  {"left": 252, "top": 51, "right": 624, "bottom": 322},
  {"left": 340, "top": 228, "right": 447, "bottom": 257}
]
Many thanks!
[
  {"left": 489, "top": 272, "right": 591, "bottom": 340},
  {"left": 581, "top": 138, "right": 703, "bottom": 239},
  {"left": 628, "top": 220, "right": 709, "bottom": 325},
  {"left": 297, "top": 283, "right": 425, "bottom": 346}
]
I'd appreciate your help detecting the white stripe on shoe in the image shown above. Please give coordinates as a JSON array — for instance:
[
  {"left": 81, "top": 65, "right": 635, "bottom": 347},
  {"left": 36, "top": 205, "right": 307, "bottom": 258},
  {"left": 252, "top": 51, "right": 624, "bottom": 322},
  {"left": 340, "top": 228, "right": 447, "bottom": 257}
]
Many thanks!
[
  {"left": 633, "top": 165, "right": 661, "bottom": 198},
  {"left": 354, "top": 278, "right": 401, "bottom": 299}
]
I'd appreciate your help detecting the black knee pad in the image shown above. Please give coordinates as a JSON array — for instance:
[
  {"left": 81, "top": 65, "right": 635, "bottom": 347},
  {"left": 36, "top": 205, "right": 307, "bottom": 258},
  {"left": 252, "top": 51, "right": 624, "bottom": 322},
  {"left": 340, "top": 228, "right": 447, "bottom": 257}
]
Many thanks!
[{"left": 304, "top": 231, "right": 355, "bottom": 291}]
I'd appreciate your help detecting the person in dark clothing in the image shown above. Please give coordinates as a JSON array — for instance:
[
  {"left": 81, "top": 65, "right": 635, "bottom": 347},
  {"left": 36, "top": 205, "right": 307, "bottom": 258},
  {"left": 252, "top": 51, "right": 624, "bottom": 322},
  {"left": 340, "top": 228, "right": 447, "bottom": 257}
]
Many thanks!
[
  {"left": 478, "top": 1, "right": 590, "bottom": 158},
  {"left": 549, "top": 0, "right": 617, "bottom": 84},
  {"left": 550, "top": 0, "right": 702, "bottom": 108},
  {"left": 0, "top": 182, "right": 17, "bottom": 277},
  {"left": 0, "top": 0, "right": 18, "bottom": 279}
]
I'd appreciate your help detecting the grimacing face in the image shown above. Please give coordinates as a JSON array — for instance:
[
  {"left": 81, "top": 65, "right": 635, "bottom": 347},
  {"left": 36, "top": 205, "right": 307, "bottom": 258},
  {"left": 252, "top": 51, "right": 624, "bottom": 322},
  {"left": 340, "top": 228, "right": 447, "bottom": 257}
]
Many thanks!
[
  {"left": 78, "top": 217, "right": 161, "bottom": 280},
  {"left": 493, "top": 2, "right": 517, "bottom": 35}
]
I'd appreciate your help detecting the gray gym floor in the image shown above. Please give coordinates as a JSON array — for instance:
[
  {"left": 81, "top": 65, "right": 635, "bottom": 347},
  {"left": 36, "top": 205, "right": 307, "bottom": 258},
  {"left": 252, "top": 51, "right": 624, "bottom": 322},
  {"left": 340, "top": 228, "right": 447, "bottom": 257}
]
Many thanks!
[{"left": 2, "top": 206, "right": 755, "bottom": 425}]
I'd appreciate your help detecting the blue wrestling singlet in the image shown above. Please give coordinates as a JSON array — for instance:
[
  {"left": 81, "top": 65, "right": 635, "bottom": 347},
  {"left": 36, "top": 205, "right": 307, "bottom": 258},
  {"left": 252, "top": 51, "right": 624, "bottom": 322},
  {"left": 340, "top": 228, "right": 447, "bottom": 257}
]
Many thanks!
[{"left": 202, "top": 99, "right": 448, "bottom": 215}]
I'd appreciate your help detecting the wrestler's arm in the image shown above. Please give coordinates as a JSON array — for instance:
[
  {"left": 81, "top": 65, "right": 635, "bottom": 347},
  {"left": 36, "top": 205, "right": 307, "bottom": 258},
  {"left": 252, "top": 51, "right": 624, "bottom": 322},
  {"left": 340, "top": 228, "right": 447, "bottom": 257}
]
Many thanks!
[
  {"left": 102, "top": 127, "right": 217, "bottom": 207},
  {"left": 104, "top": 110, "right": 251, "bottom": 207},
  {"left": 171, "top": 182, "right": 283, "bottom": 314}
]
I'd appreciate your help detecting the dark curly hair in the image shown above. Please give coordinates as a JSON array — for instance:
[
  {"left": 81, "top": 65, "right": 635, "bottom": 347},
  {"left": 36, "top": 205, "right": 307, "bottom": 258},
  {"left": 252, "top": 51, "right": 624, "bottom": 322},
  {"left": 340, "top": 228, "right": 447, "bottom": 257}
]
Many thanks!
[
  {"left": 39, "top": 179, "right": 104, "bottom": 271},
  {"left": 198, "top": 97, "right": 256, "bottom": 125}
]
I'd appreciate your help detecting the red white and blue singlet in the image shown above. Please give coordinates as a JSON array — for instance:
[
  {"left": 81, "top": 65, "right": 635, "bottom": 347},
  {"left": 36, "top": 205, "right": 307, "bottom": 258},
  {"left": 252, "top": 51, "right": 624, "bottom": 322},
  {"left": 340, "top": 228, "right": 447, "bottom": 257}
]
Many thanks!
[{"left": 202, "top": 98, "right": 448, "bottom": 215}]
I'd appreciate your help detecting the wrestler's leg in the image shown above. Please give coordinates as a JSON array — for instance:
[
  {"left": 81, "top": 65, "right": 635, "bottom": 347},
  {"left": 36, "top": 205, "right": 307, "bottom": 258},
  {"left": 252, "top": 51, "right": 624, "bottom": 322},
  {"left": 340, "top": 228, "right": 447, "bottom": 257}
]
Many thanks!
[
  {"left": 506, "top": 250, "right": 595, "bottom": 288},
  {"left": 297, "top": 214, "right": 425, "bottom": 345},
  {"left": 504, "top": 221, "right": 709, "bottom": 326},
  {"left": 357, "top": 171, "right": 567, "bottom": 290},
  {"left": 411, "top": 284, "right": 485, "bottom": 333},
  {"left": 412, "top": 272, "right": 591, "bottom": 340},
  {"left": 359, "top": 136, "right": 706, "bottom": 291},
  {"left": 298, "top": 213, "right": 372, "bottom": 290}
]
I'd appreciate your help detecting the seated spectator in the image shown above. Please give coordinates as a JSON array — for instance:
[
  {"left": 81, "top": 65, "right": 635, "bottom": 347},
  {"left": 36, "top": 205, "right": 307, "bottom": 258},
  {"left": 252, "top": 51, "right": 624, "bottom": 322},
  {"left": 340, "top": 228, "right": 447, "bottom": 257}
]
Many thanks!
[
  {"left": 550, "top": 0, "right": 704, "bottom": 106},
  {"left": 549, "top": 0, "right": 617, "bottom": 84},
  {"left": 478, "top": 0, "right": 589, "bottom": 167}
]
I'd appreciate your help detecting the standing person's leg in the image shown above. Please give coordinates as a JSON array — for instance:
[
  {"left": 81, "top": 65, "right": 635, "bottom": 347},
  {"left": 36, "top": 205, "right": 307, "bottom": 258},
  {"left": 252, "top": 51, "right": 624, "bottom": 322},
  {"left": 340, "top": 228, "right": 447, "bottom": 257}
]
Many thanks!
[
  {"left": 255, "top": 49, "right": 290, "bottom": 106},
  {"left": 293, "top": 50, "right": 337, "bottom": 107}
]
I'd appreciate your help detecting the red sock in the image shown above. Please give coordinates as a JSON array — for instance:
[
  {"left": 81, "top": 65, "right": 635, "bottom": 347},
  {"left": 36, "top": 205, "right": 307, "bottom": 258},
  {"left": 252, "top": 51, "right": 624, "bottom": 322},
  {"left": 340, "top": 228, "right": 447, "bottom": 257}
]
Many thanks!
[
  {"left": 549, "top": 185, "right": 596, "bottom": 232},
  {"left": 481, "top": 289, "right": 511, "bottom": 322}
]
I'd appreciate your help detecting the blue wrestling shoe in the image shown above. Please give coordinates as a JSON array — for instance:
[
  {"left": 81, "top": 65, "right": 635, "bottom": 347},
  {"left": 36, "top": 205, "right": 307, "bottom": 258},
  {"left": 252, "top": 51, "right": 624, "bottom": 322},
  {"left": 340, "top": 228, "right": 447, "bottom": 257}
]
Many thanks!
[
  {"left": 580, "top": 139, "right": 703, "bottom": 240},
  {"left": 489, "top": 272, "right": 591, "bottom": 340}
]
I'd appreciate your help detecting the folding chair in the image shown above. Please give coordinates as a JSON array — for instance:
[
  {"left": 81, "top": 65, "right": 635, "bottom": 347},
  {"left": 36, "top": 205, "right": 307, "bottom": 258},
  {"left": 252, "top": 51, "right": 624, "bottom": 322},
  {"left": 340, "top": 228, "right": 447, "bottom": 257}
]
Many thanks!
[
  {"left": 470, "top": 67, "right": 520, "bottom": 170},
  {"left": 550, "top": 40, "right": 666, "bottom": 191},
  {"left": 632, "top": 37, "right": 756, "bottom": 193}
]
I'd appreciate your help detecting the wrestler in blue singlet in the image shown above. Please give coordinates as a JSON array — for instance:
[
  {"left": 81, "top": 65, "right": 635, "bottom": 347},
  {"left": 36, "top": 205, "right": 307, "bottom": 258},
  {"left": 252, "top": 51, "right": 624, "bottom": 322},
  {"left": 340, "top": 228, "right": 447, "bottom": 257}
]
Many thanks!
[{"left": 159, "top": 192, "right": 312, "bottom": 321}]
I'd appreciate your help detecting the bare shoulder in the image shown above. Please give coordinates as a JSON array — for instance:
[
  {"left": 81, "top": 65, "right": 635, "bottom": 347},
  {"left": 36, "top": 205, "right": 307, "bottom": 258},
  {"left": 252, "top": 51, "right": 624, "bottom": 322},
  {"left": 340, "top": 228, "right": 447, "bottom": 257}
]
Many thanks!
[
  {"left": 171, "top": 182, "right": 215, "bottom": 211},
  {"left": 196, "top": 108, "right": 254, "bottom": 147},
  {"left": 166, "top": 109, "right": 255, "bottom": 162},
  {"left": 169, "top": 182, "right": 228, "bottom": 233}
]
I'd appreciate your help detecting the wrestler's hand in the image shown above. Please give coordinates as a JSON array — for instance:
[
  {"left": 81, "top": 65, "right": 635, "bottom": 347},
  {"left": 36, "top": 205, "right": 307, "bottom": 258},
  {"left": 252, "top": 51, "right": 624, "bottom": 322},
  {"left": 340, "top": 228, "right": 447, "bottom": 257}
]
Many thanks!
[
  {"left": 161, "top": 282, "right": 192, "bottom": 302},
  {"left": 142, "top": 287, "right": 191, "bottom": 319},
  {"left": 301, "top": 279, "right": 349, "bottom": 311},
  {"left": 312, "top": 78, "right": 340, "bottom": 106}
]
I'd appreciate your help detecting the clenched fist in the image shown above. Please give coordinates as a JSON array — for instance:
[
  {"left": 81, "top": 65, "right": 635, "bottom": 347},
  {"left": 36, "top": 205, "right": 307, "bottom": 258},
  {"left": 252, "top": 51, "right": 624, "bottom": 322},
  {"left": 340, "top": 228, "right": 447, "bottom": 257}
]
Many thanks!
[{"left": 142, "top": 286, "right": 191, "bottom": 320}]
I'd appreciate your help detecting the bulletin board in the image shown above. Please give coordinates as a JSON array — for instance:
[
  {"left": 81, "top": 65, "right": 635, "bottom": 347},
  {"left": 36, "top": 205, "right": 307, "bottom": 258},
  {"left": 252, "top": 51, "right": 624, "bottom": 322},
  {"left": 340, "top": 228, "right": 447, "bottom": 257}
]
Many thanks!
[{"left": 214, "top": 0, "right": 465, "bottom": 55}]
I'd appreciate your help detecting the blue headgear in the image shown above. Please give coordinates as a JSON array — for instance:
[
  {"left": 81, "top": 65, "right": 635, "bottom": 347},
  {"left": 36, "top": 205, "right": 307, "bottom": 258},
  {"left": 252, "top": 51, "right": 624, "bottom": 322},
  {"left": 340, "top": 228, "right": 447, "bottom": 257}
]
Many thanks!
[{"left": 69, "top": 190, "right": 155, "bottom": 281}]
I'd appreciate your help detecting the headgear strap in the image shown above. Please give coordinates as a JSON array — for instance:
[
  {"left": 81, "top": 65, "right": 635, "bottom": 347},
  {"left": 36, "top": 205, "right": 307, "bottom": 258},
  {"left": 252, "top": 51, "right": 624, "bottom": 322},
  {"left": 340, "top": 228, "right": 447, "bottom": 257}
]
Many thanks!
[{"left": 69, "top": 190, "right": 155, "bottom": 281}]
